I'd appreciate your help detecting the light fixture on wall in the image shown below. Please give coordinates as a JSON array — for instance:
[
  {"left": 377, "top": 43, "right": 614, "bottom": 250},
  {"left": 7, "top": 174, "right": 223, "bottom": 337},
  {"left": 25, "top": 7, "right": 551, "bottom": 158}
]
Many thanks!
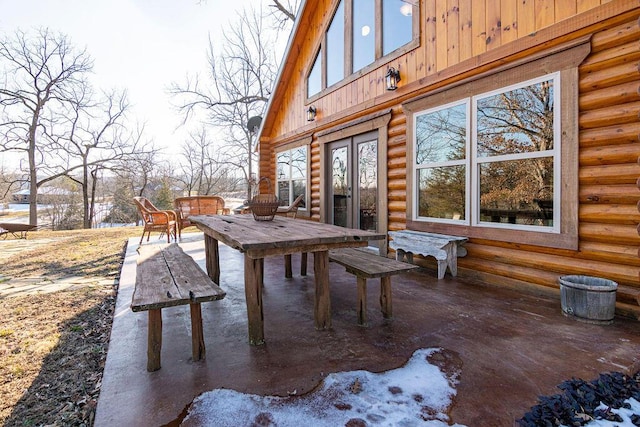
[
  {"left": 307, "top": 105, "right": 317, "bottom": 121},
  {"left": 385, "top": 67, "right": 401, "bottom": 91}
]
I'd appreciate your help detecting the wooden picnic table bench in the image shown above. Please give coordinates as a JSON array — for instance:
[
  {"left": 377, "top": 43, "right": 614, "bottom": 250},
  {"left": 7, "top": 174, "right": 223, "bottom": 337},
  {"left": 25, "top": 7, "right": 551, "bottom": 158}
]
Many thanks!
[
  {"left": 131, "top": 243, "right": 226, "bottom": 371},
  {"left": 329, "top": 248, "right": 419, "bottom": 326},
  {"left": 389, "top": 230, "right": 468, "bottom": 279}
]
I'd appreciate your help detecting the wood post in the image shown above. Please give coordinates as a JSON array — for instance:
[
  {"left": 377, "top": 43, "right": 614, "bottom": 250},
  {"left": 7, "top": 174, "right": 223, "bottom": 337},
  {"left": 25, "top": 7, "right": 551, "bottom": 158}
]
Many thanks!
[
  {"left": 301, "top": 252, "right": 308, "bottom": 276},
  {"left": 190, "top": 303, "right": 205, "bottom": 361},
  {"left": 314, "top": 251, "right": 331, "bottom": 330},
  {"left": 147, "top": 309, "right": 162, "bottom": 372},
  {"left": 244, "top": 255, "right": 265, "bottom": 345},
  {"left": 380, "top": 277, "right": 392, "bottom": 319},
  {"left": 356, "top": 276, "right": 368, "bottom": 326},
  {"left": 204, "top": 235, "right": 220, "bottom": 284},
  {"left": 284, "top": 254, "right": 293, "bottom": 278}
]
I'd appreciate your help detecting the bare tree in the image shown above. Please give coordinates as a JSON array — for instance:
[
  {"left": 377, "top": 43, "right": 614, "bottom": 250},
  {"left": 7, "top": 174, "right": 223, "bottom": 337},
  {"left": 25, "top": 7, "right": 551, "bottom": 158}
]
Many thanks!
[
  {"left": 59, "top": 90, "right": 152, "bottom": 227},
  {"left": 267, "top": 0, "right": 299, "bottom": 29},
  {"left": 0, "top": 28, "right": 93, "bottom": 226},
  {"left": 176, "top": 127, "right": 232, "bottom": 196},
  {"left": 170, "top": 5, "right": 283, "bottom": 200}
]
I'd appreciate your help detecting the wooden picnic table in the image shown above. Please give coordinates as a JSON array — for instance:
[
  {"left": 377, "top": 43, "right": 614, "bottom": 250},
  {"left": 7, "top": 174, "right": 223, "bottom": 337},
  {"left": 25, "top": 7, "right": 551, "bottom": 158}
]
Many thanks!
[{"left": 190, "top": 214, "right": 385, "bottom": 345}]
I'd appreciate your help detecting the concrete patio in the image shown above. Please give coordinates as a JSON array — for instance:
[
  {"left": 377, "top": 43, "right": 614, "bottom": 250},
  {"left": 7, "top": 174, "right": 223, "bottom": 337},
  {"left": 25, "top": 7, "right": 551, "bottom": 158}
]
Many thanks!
[{"left": 95, "top": 232, "right": 640, "bottom": 426}]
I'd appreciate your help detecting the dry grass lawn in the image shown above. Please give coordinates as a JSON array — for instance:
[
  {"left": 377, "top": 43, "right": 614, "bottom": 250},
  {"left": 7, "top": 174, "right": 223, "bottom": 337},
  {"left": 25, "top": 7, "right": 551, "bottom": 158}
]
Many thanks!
[{"left": 0, "top": 227, "right": 139, "bottom": 426}]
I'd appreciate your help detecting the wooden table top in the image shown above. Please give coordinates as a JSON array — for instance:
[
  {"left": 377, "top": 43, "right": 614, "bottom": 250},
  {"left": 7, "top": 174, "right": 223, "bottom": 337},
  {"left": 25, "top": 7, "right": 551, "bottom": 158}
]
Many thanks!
[{"left": 190, "top": 215, "right": 386, "bottom": 258}]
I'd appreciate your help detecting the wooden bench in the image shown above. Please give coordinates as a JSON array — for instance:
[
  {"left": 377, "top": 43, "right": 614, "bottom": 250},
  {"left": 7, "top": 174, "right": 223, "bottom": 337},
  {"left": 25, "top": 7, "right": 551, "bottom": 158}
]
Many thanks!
[
  {"left": 131, "top": 243, "right": 226, "bottom": 371},
  {"left": 389, "top": 230, "right": 468, "bottom": 280},
  {"left": 329, "top": 248, "right": 419, "bottom": 326}
]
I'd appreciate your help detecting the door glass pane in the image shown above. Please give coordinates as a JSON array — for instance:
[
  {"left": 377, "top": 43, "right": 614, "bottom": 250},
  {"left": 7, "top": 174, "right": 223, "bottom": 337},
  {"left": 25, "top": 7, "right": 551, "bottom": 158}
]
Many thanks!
[
  {"left": 479, "top": 158, "right": 554, "bottom": 227},
  {"left": 357, "top": 140, "right": 377, "bottom": 231},
  {"left": 417, "top": 166, "right": 466, "bottom": 220},
  {"left": 327, "top": 0, "right": 345, "bottom": 87},
  {"left": 382, "top": 0, "right": 414, "bottom": 56},
  {"left": 476, "top": 78, "right": 555, "bottom": 158},
  {"left": 353, "top": 0, "right": 375, "bottom": 72},
  {"left": 332, "top": 146, "right": 348, "bottom": 227}
]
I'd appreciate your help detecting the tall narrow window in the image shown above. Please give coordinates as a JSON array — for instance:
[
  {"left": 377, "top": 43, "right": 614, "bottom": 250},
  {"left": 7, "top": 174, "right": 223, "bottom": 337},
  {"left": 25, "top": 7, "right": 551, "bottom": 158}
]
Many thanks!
[
  {"left": 353, "top": 0, "right": 375, "bottom": 73},
  {"left": 307, "top": 49, "right": 322, "bottom": 98},
  {"left": 415, "top": 100, "right": 469, "bottom": 222},
  {"left": 276, "top": 146, "right": 308, "bottom": 208},
  {"left": 326, "top": 0, "right": 345, "bottom": 87}
]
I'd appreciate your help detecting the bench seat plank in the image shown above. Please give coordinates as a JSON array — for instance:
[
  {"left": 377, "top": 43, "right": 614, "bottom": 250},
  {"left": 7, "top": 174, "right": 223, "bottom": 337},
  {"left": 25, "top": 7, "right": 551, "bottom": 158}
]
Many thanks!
[
  {"left": 132, "top": 244, "right": 225, "bottom": 312},
  {"left": 329, "top": 248, "right": 419, "bottom": 278}
]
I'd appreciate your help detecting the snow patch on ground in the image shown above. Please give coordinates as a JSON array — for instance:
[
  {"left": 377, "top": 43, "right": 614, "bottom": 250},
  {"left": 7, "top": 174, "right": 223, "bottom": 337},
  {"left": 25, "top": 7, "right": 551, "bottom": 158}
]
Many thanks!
[{"left": 182, "top": 348, "right": 465, "bottom": 427}]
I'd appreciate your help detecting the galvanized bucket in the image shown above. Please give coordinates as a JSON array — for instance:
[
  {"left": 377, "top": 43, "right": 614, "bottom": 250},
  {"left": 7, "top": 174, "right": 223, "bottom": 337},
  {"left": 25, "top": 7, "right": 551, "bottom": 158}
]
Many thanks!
[{"left": 559, "top": 275, "right": 617, "bottom": 325}]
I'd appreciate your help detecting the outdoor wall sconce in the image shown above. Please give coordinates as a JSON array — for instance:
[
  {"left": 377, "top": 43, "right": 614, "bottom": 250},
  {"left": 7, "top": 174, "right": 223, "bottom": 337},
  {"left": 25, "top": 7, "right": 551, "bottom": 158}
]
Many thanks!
[
  {"left": 307, "top": 105, "right": 317, "bottom": 121},
  {"left": 385, "top": 67, "right": 401, "bottom": 91}
]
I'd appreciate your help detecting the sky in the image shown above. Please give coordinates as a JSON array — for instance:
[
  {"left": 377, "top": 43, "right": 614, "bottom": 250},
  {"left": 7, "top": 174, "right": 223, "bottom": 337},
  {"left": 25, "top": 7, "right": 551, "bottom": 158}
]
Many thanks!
[{"left": 0, "top": 0, "right": 265, "bottom": 167}]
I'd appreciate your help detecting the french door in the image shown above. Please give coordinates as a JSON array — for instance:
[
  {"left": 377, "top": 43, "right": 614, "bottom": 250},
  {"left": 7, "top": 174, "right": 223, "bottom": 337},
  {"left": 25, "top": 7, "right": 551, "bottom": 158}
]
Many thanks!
[{"left": 327, "top": 133, "right": 378, "bottom": 231}]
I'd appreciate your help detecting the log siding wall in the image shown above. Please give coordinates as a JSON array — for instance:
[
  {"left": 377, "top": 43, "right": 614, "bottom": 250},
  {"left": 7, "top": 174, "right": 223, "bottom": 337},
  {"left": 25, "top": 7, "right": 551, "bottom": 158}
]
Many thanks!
[{"left": 259, "top": 1, "right": 640, "bottom": 317}]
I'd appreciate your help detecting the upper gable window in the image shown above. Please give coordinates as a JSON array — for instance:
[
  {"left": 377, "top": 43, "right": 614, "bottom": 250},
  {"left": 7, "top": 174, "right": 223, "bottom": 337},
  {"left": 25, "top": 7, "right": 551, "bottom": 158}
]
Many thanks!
[
  {"left": 308, "top": 50, "right": 322, "bottom": 98},
  {"left": 383, "top": 0, "right": 414, "bottom": 55},
  {"left": 326, "top": 0, "right": 345, "bottom": 87},
  {"left": 307, "top": 0, "right": 418, "bottom": 98}
]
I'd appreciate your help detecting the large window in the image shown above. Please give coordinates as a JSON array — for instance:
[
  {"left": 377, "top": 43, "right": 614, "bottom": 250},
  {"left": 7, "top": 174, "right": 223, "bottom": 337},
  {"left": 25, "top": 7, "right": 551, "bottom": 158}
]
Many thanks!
[
  {"left": 414, "top": 73, "right": 560, "bottom": 233},
  {"left": 276, "top": 146, "right": 308, "bottom": 209},
  {"left": 307, "top": 0, "right": 417, "bottom": 97}
]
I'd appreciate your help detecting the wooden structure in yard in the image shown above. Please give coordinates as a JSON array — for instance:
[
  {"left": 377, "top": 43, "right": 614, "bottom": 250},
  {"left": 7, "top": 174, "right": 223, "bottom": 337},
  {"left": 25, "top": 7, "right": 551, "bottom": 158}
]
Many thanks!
[{"left": 257, "top": 1, "right": 640, "bottom": 318}]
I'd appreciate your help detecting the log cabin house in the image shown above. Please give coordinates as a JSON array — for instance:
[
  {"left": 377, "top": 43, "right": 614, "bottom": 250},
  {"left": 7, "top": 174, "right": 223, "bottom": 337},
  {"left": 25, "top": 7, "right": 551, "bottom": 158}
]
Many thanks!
[{"left": 256, "top": 0, "right": 640, "bottom": 319}]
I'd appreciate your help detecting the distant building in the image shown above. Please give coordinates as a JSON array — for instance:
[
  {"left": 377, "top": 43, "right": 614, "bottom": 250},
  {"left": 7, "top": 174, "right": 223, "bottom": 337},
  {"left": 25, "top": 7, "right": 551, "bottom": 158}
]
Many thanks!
[{"left": 12, "top": 188, "right": 73, "bottom": 204}]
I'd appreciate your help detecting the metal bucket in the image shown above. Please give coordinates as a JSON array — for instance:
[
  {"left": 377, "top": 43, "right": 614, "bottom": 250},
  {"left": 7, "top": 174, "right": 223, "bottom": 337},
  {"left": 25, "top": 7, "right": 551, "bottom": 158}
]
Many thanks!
[{"left": 559, "top": 275, "right": 617, "bottom": 325}]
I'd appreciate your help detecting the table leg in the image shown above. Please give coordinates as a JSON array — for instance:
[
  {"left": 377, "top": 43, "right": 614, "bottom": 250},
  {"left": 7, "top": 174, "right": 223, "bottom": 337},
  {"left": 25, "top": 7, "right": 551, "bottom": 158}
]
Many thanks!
[
  {"left": 313, "top": 250, "right": 331, "bottom": 330},
  {"left": 244, "top": 255, "right": 265, "bottom": 345},
  {"left": 204, "top": 234, "right": 220, "bottom": 284},
  {"left": 380, "top": 276, "right": 392, "bottom": 319}
]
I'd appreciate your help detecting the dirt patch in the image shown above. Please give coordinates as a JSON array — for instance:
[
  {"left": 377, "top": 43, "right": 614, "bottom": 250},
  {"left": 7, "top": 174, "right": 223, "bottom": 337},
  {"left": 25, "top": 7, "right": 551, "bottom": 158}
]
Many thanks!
[{"left": 0, "top": 227, "right": 136, "bottom": 426}]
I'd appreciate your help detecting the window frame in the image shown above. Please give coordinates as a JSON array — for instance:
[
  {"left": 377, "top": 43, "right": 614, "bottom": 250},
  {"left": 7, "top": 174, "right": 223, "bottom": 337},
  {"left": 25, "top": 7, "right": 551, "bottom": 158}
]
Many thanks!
[
  {"left": 470, "top": 72, "right": 561, "bottom": 233},
  {"left": 306, "top": 0, "right": 419, "bottom": 101},
  {"left": 402, "top": 40, "right": 590, "bottom": 250},
  {"left": 413, "top": 99, "right": 471, "bottom": 225},
  {"left": 275, "top": 140, "right": 310, "bottom": 214}
]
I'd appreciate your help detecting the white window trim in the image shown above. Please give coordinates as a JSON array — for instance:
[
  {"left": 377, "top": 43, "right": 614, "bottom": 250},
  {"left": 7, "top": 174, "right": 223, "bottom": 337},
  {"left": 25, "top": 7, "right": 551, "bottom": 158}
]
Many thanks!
[
  {"left": 413, "top": 72, "right": 561, "bottom": 234},
  {"left": 276, "top": 146, "right": 308, "bottom": 209},
  {"left": 412, "top": 98, "right": 471, "bottom": 225}
]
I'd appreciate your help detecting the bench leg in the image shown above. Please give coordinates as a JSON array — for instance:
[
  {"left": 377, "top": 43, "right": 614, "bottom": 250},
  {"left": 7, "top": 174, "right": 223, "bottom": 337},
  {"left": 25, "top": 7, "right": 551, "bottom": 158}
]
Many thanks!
[
  {"left": 284, "top": 254, "right": 293, "bottom": 278},
  {"left": 147, "top": 309, "right": 162, "bottom": 372},
  {"left": 379, "top": 276, "right": 393, "bottom": 319},
  {"left": 436, "top": 259, "right": 447, "bottom": 280},
  {"left": 356, "top": 276, "right": 368, "bottom": 326},
  {"left": 301, "top": 252, "right": 307, "bottom": 276},
  {"left": 446, "top": 243, "right": 458, "bottom": 277},
  {"left": 190, "top": 303, "right": 206, "bottom": 361}
]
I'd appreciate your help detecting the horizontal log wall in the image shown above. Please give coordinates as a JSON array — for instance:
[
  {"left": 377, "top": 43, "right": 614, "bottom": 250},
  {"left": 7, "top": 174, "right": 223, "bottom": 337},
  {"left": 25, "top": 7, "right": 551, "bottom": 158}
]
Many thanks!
[{"left": 450, "top": 15, "right": 640, "bottom": 316}]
